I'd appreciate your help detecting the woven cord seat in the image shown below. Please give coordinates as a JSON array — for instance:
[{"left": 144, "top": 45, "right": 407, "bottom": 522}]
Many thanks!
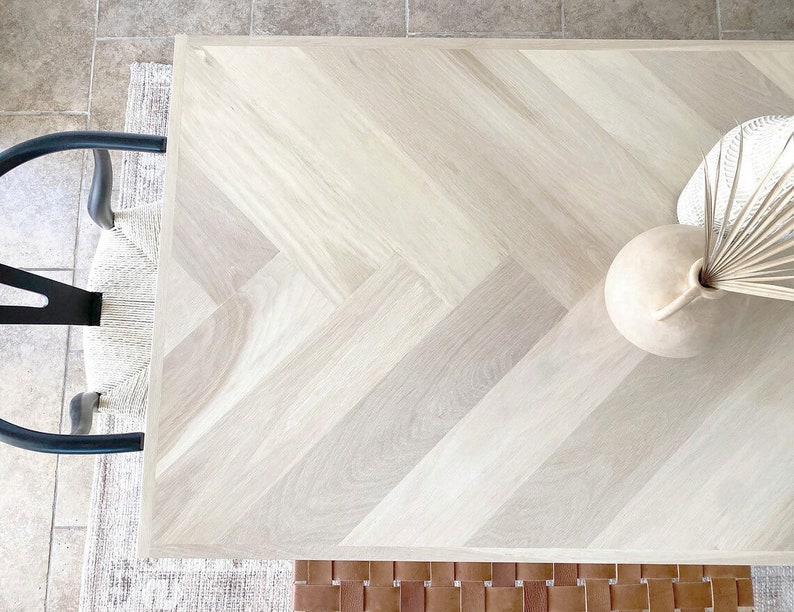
[
  {"left": 83, "top": 183, "right": 161, "bottom": 420},
  {"left": 83, "top": 62, "right": 170, "bottom": 421}
]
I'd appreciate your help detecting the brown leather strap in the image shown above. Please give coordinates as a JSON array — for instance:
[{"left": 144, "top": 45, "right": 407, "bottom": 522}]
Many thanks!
[{"left": 293, "top": 562, "right": 755, "bottom": 612}]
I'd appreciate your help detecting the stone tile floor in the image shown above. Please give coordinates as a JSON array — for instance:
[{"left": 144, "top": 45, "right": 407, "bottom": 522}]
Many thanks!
[{"left": 0, "top": 0, "right": 791, "bottom": 609}]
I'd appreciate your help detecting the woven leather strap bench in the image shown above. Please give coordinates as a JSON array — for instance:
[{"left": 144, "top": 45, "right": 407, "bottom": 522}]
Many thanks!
[{"left": 293, "top": 561, "right": 753, "bottom": 612}]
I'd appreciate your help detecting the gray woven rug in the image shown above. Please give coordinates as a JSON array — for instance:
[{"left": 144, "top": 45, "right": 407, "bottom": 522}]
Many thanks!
[
  {"left": 79, "top": 61, "right": 793, "bottom": 612},
  {"left": 79, "top": 63, "right": 293, "bottom": 612}
]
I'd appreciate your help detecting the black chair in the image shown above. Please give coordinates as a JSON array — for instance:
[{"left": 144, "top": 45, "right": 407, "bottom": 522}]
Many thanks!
[{"left": 0, "top": 131, "right": 166, "bottom": 454}]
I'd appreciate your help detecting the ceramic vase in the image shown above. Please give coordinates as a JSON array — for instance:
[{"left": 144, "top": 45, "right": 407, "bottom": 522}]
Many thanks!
[{"left": 604, "top": 224, "right": 745, "bottom": 358}]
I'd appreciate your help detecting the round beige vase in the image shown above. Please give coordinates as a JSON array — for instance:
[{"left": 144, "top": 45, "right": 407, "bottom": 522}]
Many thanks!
[{"left": 604, "top": 224, "right": 745, "bottom": 358}]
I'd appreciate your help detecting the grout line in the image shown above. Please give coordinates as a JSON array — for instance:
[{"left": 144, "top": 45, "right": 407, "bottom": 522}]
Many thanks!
[
  {"left": 45, "top": 335, "right": 72, "bottom": 611},
  {"left": 715, "top": 0, "right": 723, "bottom": 39},
  {"left": 43, "top": 474, "right": 57, "bottom": 612},
  {"left": 249, "top": 0, "right": 255, "bottom": 35},
  {"left": 561, "top": 0, "right": 566, "bottom": 38},
  {"left": 77, "top": 0, "right": 99, "bottom": 279},
  {"left": 73, "top": 150, "right": 88, "bottom": 278},
  {"left": 42, "top": 10, "right": 97, "bottom": 603},
  {"left": 405, "top": 0, "right": 409, "bottom": 37},
  {"left": 0, "top": 111, "right": 88, "bottom": 116},
  {"left": 87, "top": 0, "right": 101, "bottom": 122},
  {"left": 94, "top": 35, "right": 171, "bottom": 41}
]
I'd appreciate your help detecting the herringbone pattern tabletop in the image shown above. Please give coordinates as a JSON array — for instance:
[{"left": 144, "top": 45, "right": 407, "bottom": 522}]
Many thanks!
[{"left": 140, "top": 37, "right": 794, "bottom": 562}]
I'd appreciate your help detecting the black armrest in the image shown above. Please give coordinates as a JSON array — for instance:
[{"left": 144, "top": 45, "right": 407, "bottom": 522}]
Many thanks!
[
  {"left": 0, "top": 130, "right": 167, "bottom": 230},
  {"left": 0, "top": 417, "right": 143, "bottom": 454}
]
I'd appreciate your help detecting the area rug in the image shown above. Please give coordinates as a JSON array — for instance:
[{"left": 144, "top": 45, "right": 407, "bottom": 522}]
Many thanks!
[
  {"left": 79, "top": 61, "right": 792, "bottom": 612},
  {"left": 79, "top": 62, "right": 293, "bottom": 612}
]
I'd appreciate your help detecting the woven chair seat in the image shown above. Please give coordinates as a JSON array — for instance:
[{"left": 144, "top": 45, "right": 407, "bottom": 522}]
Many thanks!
[{"left": 83, "top": 202, "right": 160, "bottom": 421}]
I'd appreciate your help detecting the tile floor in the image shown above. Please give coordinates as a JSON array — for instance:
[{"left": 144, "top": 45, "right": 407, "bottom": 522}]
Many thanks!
[{"left": 0, "top": 0, "right": 791, "bottom": 609}]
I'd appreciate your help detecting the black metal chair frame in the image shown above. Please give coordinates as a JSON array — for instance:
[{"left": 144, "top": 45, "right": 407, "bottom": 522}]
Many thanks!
[{"left": 0, "top": 131, "right": 167, "bottom": 454}]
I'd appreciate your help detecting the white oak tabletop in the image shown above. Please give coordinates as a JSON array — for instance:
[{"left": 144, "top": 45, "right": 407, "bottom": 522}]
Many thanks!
[{"left": 140, "top": 36, "right": 794, "bottom": 562}]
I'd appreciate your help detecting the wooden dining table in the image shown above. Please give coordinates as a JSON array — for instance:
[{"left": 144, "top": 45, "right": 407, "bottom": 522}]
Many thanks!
[{"left": 140, "top": 35, "right": 794, "bottom": 563}]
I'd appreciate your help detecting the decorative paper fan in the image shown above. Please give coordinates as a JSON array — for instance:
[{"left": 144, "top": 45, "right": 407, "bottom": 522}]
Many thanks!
[{"left": 697, "top": 128, "right": 794, "bottom": 301}]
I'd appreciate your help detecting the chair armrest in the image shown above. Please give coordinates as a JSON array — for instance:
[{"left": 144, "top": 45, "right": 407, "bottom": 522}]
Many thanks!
[
  {"left": 0, "top": 130, "right": 167, "bottom": 229},
  {"left": 0, "top": 416, "right": 144, "bottom": 454}
]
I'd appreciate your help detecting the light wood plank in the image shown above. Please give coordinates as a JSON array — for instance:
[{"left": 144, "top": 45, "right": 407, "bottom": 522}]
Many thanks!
[
  {"left": 178, "top": 49, "right": 390, "bottom": 304},
  {"left": 162, "top": 259, "right": 217, "bottom": 354},
  {"left": 740, "top": 50, "right": 794, "bottom": 100},
  {"left": 182, "top": 46, "right": 503, "bottom": 305},
  {"left": 186, "top": 37, "right": 794, "bottom": 51},
  {"left": 467, "top": 295, "right": 785, "bottom": 549},
  {"left": 302, "top": 47, "right": 675, "bottom": 307},
  {"left": 592, "top": 357, "right": 794, "bottom": 551},
  {"left": 633, "top": 50, "right": 794, "bottom": 132},
  {"left": 155, "top": 252, "right": 336, "bottom": 476},
  {"left": 151, "top": 255, "right": 451, "bottom": 545},
  {"left": 172, "top": 156, "right": 279, "bottom": 303},
  {"left": 215, "top": 46, "right": 504, "bottom": 305},
  {"left": 526, "top": 50, "right": 723, "bottom": 193},
  {"left": 219, "top": 259, "right": 566, "bottom": 548},
  {"left": 145, "top": 541, "right": 794, "bottom": 564},
  {"left": 342, "top": 284, "right": 646, "bottom": 548}
]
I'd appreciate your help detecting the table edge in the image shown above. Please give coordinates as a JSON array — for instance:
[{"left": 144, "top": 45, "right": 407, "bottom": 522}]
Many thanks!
[
  {"left": 179, "top": 35, "right": 794, "bottom": 51},
  {"left": 143, "top": 542, "right": 794, "bottom": 565},
  {"left": 139, "top": 34, "right": 188, "bottom": 557}
]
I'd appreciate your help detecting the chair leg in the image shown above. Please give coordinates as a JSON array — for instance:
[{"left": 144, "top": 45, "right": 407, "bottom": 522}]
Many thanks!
[
  {"left": 69, "top": 392, "right": 99, "bottom": 435},
  {"left": 0, "top": 264, "right": 102, "bottom": 325},
  {"left": 88, "top": 149, "right": 114, "bottom": 229}
]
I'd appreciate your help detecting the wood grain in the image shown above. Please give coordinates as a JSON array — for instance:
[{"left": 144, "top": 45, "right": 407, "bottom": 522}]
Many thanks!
[
  {"left": 219, "top": 259, "right": 566, "bottom": 548},
  {"left": 299, "top": 47, "right": 674, "bottom": 307},
  {"left": 156, "top": 252, "right": 336, "bottom": 476},
  {"left": 632, "top": 51, "right": 794, "bottom": 132},
  {"left": 591, "top": 320, "right": 794, "bottom": 551},
  {"left": 740, "top": 50, "right": 794, "bottom": 100},
  {"left": 151, "top": 255, "right": 450, "bottom": 544},
  {"left": 467, "top": 297, "right": 789, "bottom": 548},
  {"left": 162, "top": 259, "right": 217, "bottom": 353},
  {"left": 172, "top": 156, "right": 279, "bottom": 303},
  {"left": 141, "top": 36, "right": 794, "bottom": 562},
  {"left": 527, "top": 50, "right": 721, "bottom": 193},
  {"left": 342, "top": 285, "right": 646, "bottom": 548}
]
